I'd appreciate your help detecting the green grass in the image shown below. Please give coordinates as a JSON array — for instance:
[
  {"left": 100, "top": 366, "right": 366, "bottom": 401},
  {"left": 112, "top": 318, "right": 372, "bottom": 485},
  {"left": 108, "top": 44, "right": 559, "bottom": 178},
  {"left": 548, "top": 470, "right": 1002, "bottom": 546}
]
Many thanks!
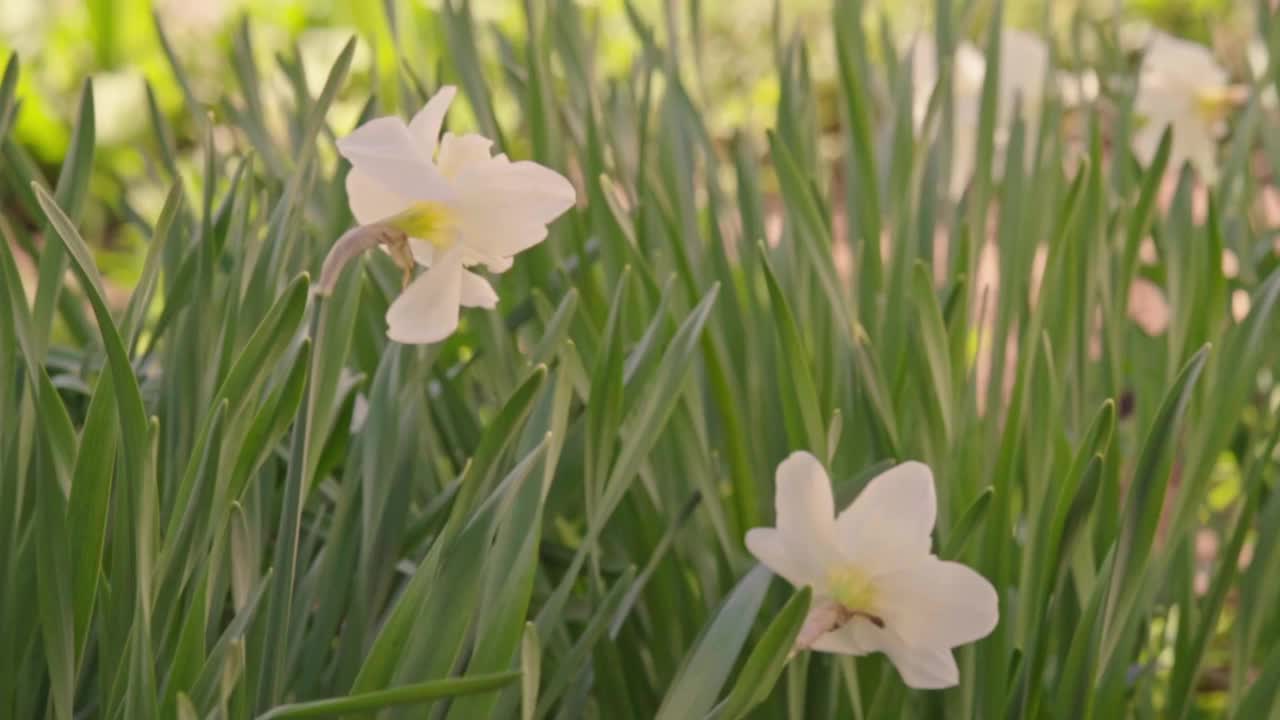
[{"left": 4, "top": 0, "right": 1280, "bottom": 718}]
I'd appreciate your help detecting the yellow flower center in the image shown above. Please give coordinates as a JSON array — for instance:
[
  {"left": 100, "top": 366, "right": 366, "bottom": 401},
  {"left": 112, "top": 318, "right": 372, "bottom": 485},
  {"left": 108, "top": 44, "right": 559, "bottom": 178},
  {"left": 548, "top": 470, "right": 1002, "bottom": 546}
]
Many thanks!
[
  {"left": 828, "top": 566, "right": 877, "bottom": 614},
  {"left": 1193, "top": 86, "right": 1239, "bottom": 124},
  {"left": 383, "top": 201, "right": 456, "bottom": 247}
]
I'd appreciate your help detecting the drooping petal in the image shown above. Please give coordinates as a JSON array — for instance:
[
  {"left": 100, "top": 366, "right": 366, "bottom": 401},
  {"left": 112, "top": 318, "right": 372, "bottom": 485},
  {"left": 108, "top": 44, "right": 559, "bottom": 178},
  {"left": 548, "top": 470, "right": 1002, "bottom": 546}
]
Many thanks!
[
  {"left": 744, "top": 528, "right": 817, "bottom": 589},
  {"left": 811, "top": 615, "right": 961, "bottom": 689},
  {"left": 452, "top": 157, "right": 576, "bottom": 258},
  {"left": 874, "top": 556, "right": 999, "bottom": 650},
  {"left": 337, "top": 116, "right": 453, "bottom": 201},
  {"left": 460, "top": 269, "right": 499, "bottom": 309},
  {"left": 835, "top": 461, "right": 936, "bottom": 573},
  {"left": 385, "top": 249, "right": 464, "bottom": 344},
  {"left": 876, "top": 632, "right": 960, "bottom": 690},
  {"left": 437, "top": 132, "right": 495, "bottom": 178},
  {"left": 407, "top": 85, "right": 457, "bottom": 158},
  {"left": 346, "top": 169, "right": 413, "bottom": 225}
]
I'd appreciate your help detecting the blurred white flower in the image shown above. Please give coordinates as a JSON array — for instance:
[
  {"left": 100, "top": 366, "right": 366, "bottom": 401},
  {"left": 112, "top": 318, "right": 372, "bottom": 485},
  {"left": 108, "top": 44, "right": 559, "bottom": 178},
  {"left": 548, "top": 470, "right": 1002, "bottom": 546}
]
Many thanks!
[
  {"left": 335, "top": 86, "right": 576, "bottom": 344},
  {"left": 911, "top": 29, "right": 1048, "bottom": 197},
  {"left": 745, "top": 452, "right": 998, "bottom": 689},
  {"left": 1132, "top": 31, "right": 1229, "bottom": 182}
]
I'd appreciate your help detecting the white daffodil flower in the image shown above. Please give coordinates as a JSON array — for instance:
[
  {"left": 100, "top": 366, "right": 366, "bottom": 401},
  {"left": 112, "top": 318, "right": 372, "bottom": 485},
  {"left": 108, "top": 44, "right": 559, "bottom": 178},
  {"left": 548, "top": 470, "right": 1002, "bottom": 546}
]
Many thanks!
[
  {"left": 334, "top": 86, "right": 576, "bottom": 344},
  {"left": 1132, "top": 31, "right": 1229, "bottom": 183},
  {"left": 745, "top": 452, "right": 998, "bottom": 689}
]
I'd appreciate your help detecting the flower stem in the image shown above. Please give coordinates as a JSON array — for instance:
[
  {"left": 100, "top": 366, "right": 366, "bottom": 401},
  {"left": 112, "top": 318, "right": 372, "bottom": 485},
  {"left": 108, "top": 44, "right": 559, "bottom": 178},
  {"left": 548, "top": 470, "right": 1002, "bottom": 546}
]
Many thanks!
[{"left": 315, "top": 223, "right": 408, "bottom": 296}]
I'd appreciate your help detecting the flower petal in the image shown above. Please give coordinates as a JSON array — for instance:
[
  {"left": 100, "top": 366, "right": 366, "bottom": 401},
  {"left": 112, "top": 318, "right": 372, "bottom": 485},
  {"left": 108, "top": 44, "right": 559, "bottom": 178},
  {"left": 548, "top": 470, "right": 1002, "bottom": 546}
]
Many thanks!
[
  {"left": 744, "top": 528, "right": 814, "bottom": 588},
  {"left": 484, "top": 255, "right": 514, "bottom": 274},
  {"left": 407, "top": 85, "right": 457, "bottom": 158},
  {"left": 408, "top": 238, "right": 436, "bottom": 266},
  {"left": 1143, "top": 31, "right": 1228, "bottom": 90},
  {"left": 875, "top": 557, "right": 999, "bottom": 650},
  {"left": 772, "top": 452, "right": 843, "bottom": 583},
  {"left": 460, "top": 269, "right": 499, "bottom": 309},
  {"left": 1172, "top": 117, "right": 1219, "bottom": 183},
  {"left": 835, "top": 461, "right": 936, "bottom": 573},
  {"left": 877, "top": 634, "right": 960, "bottom": 690},
  {"left": 452, "top": 158, "right": 576, "bottom": 258},
  {"left": 346, "top": 169, "right": 412, "bottom": 225},
  {"left": 438, "top": 132, "right": 495, "bottom": 178},
  {"left": 337, "top": 116, "right": 452, "bottom": 201},
  {"left": 385, "top": 250, "right": 463, "bottom": 344},
  {"left": 776, "top": 452, "right": 834, "bottom": 531},
  {"left": 811, "top": 617, "right": 960, "bottom": 689}
]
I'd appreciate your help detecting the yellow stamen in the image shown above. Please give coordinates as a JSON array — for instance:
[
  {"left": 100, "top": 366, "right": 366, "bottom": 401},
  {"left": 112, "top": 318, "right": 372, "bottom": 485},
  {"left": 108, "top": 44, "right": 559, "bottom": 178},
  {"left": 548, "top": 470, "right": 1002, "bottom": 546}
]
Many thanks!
[
  {"left": 383, "top": 201, "right": 456, "bottom": 248},
  {"left": 828, "top": 566, "right": 879, "bottom": 620},
  {"left": 1194, "top": 86, "right": 1246, "bottom": 124}
]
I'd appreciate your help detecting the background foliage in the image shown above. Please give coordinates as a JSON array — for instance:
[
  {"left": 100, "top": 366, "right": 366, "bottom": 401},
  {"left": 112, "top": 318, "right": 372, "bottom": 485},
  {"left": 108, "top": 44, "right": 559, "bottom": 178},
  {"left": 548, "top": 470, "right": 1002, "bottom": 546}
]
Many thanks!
[{"left": 5, "top": 0, "right": 1280, "bottom": 718}]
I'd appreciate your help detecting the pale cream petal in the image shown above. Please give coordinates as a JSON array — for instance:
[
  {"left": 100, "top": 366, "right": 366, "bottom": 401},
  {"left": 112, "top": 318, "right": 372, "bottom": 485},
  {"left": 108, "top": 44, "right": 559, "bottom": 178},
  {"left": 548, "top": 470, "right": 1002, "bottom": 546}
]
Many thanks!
[
  {"left": 835, "top": 461, "right": 936, "bottom": 573},
  {"left": 1143, "top": 31, "right": 1228, "bottom": 90},
  {"left": 437, "top": 132, "right": 495, "bottom": 178},
  {"left": 484, "top": 255, "right": 514, "bottom": 274},
  {"left": 346, "top": 169, "right": 412, "bottom": 225},
  {"left": 408, "top": 238, "right": 436, "bottom": 266},
  {"left": 407, "top": 85, "right": 456, "bottom": 158},
  {"left": 1131, "top": 122, "right": 1167, "bottom": 167},
  {"left": 776, "top": 452, "right": 834, "bottom": 527},
  {"left": 385, "top": 250, "right": 463, "bottom": 344},
  {"left": 458, "top": 214, "right": 550, "bottom": 259},
  {"left": 773, "top": 452, "right": 843, "bottom": 579},
  {"left": 874, "top": 557, "right": 999, "bottom": 650},
  {"left": 812, "top": 615, "right": 961, "bottom": 689},
  {"left": 459, "top": 269, "right": 499, "bottom": 309},
  {"left": 744, "top": 528, "right": 815, "bottom": 589},
  {"left": 877, "top": 633, "right": 960, "bottom": 690},
  {"left": 1176, "top": 118, "right": 1219, "bottom": 183},
  {"left": 452, "top": 158, "right": 576, "bottom": 258},
  {"left": 1132, "top": 89, "right": 1190, "bottom": 166},
  {"left": 337, "top": 116, "right": 452, "bottom": 200}
]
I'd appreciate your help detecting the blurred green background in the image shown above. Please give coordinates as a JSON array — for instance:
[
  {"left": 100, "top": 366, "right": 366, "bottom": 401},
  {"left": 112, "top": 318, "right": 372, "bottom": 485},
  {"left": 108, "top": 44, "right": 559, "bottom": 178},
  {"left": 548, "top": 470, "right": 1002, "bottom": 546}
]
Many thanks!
[{"left": 0, "top": 0, "right": 1258, "bottom": 290}]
